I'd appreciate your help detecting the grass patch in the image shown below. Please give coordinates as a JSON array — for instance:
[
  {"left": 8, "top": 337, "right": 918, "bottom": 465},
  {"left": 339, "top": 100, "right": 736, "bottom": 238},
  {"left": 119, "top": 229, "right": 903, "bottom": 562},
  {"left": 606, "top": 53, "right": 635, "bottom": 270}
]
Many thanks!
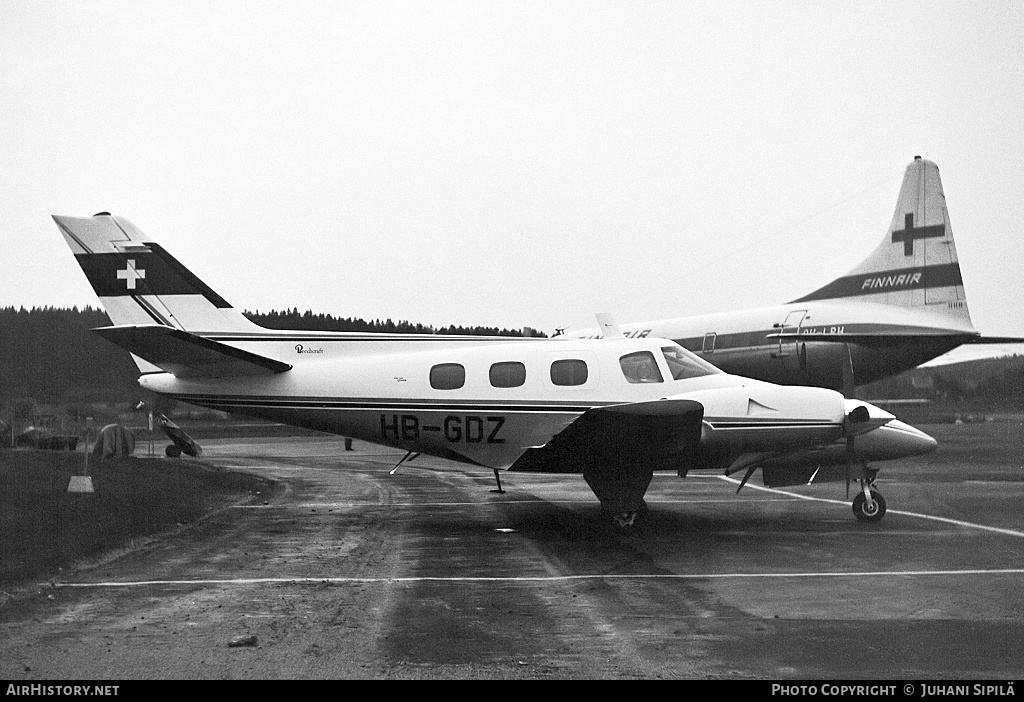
[{"left": 0, "top": 448, "right": 272, "bottom": 585}]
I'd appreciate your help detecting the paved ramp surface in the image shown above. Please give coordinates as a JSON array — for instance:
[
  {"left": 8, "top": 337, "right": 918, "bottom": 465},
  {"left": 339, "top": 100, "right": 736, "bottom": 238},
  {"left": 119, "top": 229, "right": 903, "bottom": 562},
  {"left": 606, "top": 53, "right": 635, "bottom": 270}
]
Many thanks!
[{"left": 2, "top": 431, "right": 1023, "bottom": 679}]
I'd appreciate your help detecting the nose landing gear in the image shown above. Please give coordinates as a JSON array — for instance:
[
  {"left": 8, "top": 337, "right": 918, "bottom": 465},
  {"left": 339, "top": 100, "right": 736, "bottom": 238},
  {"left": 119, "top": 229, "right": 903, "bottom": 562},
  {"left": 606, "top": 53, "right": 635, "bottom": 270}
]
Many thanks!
[{"left": 852, "top": 481, "right": 886, "bottom": 522}]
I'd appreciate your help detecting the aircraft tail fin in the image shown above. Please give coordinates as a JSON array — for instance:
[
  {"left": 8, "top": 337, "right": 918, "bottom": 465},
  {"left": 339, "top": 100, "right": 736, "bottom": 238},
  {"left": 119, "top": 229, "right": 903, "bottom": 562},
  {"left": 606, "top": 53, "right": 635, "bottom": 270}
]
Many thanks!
[
  {"left": 790, "top": 157, "right": 974, "bottom": 329},
  {"left": 53, "top": 213, "right": 263, "bottom": 334}
]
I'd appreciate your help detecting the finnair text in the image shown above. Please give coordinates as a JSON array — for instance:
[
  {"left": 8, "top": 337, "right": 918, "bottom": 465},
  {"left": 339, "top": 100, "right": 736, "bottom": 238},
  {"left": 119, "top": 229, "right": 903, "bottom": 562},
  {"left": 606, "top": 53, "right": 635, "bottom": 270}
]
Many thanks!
[{"left": 861, "top": 271, "right": 922, "bottom": 291}]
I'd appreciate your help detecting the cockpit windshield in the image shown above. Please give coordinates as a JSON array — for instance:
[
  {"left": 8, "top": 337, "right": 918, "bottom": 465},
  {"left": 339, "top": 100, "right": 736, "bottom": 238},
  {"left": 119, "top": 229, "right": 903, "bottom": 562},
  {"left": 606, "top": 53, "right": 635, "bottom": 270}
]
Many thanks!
[{"left": 661, "top": 344, "right": 722, "bottom": 380}]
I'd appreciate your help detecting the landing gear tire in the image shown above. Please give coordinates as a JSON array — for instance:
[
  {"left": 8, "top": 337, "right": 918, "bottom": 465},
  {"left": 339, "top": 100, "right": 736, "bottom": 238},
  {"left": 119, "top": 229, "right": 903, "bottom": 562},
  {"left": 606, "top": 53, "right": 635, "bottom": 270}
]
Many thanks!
[
  {"left": 165, "top": 444, "right": 182, "bottom": 458},
  {"left": 852, "top": 488, "right": 886, "bottom": 522}
]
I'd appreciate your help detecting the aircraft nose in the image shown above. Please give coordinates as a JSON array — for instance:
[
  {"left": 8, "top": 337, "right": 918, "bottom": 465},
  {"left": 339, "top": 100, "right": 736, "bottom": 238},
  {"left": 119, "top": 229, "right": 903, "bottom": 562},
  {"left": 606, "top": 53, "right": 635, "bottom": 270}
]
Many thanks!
[
  {"left": 853, "top": 418, "right": 938, "bottom": 460},
  {"left": 884, "top": 419, "right": 939, "bottom": 456}
]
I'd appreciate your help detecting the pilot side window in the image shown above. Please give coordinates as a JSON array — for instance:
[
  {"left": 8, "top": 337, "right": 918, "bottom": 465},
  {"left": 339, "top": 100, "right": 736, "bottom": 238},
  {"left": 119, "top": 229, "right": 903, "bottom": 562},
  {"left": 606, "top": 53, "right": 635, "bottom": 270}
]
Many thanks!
[
  {"left": 661, "top": 345, "right": 721, "bottom": 379},
  {"left": 430, "top": 363, "right": 465, "bottom": 390},
  {"left": 489, "top": 361, "right": 526, "bottom": 388},
  {"left": 550, "top": 359, "right": 588, "bottom": 386},
  {"left": 619, "top": 351, "right": 664, "bottom": 384}
]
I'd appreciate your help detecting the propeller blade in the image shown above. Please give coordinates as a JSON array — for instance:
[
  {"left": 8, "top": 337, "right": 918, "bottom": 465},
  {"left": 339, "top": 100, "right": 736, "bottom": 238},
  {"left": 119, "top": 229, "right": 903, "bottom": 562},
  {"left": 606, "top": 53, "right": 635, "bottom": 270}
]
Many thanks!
[
  {"left": 389, "top": 450, "right": 420, "bottom": 475},
  {"left": 845, "top": 437, "right": 853, "bottom": 500}
]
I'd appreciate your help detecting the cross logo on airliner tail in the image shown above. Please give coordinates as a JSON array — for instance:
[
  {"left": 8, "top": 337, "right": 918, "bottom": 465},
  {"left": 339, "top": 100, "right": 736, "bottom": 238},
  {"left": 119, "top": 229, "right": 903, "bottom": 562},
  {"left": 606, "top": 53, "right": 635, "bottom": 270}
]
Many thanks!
[
  {"left": 116, "top": 259, "right": 146, "bottom": 290},
  {"left": 891, "top": 213, "right": 945, "bottom": 256}
]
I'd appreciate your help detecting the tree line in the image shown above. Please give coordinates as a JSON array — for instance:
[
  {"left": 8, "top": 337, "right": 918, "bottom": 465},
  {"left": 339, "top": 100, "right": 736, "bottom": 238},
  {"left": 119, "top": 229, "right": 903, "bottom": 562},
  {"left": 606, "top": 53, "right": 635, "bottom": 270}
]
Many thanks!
[
  {"left": 247, "top": 308, "right": 543, "bottom": 338},
  {"left": 2, "top": 306, "right": 1020, "bottom": 417},
  {"left": 860, "top": 354, "right": 1024, "bottom": 408},
  {"left": 0, "top": 306, "right": 544, "bottom": 413}
]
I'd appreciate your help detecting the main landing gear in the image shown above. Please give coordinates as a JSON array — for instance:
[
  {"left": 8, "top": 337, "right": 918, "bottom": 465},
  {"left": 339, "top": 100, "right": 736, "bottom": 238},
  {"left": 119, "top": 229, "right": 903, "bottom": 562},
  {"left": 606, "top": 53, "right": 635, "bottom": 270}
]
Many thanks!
[
  {"left": 603, "top": 500, "right": 649, "bottom": 532},
  {"left": 583, "top": 462, "right": 654, "bottom": 534},
  {"left": 852, "top": 478, "right": 886, "bottom": 522}
]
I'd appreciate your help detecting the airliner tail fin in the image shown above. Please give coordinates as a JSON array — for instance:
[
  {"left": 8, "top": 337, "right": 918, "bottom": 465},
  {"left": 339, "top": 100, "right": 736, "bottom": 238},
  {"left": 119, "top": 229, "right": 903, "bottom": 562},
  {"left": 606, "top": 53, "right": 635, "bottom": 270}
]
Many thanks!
[{"left": 791, "top": 157, "right": 974, "bottom": 329}]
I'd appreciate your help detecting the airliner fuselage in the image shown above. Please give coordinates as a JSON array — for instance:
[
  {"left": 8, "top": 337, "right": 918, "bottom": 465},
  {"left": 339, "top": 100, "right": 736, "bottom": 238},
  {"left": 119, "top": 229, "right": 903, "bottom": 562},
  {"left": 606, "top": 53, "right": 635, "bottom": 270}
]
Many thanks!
[
  {"left": 568, "top": 156, "right": 1020, "bottom": 394},
  {"left": 595, "top": 299, "right": 977, "bottom": 391}
]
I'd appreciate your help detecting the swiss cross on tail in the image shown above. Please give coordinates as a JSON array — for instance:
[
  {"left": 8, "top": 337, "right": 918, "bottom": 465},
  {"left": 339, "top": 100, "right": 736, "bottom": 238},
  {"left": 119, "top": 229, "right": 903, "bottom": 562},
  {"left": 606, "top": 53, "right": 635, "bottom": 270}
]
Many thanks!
[
  {"left": 891, "top": 213, "right": 945, "bottom": 256},
  {"left": 117, "top": 259, "right": 146, "bottom": 289}
]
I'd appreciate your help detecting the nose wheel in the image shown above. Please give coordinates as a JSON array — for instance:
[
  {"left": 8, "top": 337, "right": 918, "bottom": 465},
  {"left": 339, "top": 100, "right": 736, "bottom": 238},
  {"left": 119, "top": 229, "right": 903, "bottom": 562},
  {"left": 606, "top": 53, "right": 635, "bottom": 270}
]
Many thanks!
[{"left": 852, "top": 484, "right": 886, "bottom": 522}]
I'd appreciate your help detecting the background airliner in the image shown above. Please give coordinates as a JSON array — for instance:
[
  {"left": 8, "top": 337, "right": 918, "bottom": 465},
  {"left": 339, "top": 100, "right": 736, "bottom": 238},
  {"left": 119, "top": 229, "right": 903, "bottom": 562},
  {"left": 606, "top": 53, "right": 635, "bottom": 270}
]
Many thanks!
[{"left": 568, "top": 157, "right": 1023, "bottom": 396}]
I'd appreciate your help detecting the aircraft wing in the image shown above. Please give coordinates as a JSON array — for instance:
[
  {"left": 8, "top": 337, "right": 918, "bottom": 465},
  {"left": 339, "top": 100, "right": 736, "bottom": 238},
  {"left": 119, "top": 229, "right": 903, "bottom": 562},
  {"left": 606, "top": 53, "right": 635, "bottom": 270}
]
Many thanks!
[
  {"left": 93, "top": 324, "right": 293, "bottom": 378},
  {"left": 509, "top": 398, "right": 704, "bottom": 476}
]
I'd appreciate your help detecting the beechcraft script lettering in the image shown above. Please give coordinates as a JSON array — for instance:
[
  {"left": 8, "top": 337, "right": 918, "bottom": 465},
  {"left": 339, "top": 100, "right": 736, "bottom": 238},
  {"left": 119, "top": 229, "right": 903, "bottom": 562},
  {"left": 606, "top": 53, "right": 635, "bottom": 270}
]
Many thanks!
[
  {"left": 891, "top": 213, "right": 945, "bottom": 256},
  {"left": 116, "top": 259, "right": 146, "bottom": 290}
]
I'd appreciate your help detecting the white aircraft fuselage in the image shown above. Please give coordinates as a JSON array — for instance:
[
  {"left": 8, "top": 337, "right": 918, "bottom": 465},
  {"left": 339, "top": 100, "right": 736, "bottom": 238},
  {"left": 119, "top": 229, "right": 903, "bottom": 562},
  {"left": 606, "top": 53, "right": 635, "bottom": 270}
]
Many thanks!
[
  {"left": 141, "top": 334, "right": 844, "bottom": 468},
  {"left": 53, "top": 208, "right": 941, "bottom": 528},
  {"left": 137, "top": 332, "right": 931, "bottom": 478}
]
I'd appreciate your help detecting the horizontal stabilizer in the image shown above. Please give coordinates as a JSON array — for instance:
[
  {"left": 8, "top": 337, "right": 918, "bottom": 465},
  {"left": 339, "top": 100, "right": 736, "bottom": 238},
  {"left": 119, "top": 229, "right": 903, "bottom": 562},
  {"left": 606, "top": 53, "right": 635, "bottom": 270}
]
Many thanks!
[
  {"left": 509, "top": 399, "right": 704, "bottom": 475},
  {"left": 766, "top": 330, "right": 1024, "bottom": 348},
  {"left": 94, "top": 325, "right": 292, "bottom": 378}
]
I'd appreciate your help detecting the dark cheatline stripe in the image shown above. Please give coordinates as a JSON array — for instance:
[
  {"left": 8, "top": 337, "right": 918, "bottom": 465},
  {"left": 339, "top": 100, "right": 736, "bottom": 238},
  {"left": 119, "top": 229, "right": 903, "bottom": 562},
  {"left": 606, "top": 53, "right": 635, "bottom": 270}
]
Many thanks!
[
  {"left": 76, "top": 244, "right": 232, "bottom": 308},
  {"left": 167, "top": 394, "right": 841, "bottom": 430},
  {"left": 670, "top": 322, "right": 965, "bottom": 355},
  {"left": 169, "top": 394, "right": 598, "bottom": 414},
  {"left": 706, "top": 420, "right": 840, "bottom": 429},
  {"left": 790, "top": 262, "right": 963, "bottom": 303},
  {"left": 205, "top": 334, "right": 534, "bottom": 343}
]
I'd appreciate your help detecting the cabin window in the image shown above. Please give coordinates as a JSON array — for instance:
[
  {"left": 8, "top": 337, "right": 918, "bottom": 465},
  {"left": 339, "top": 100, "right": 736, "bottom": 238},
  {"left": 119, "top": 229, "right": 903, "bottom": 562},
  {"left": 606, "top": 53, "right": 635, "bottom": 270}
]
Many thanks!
[
  {"left": 430, "top": 363, "right": 465, "bottom": 390},
  {"left": 661, "top": 345, "right": 721, "bottom": 379},
  {"left": 618, "top": 351, "right": 664, "bottom": 384},
  {"left": 702, "top": 332, "right": 717, "bottom": 353},
  {"left": 550, "top": 359, "right": 589, "bottom": 386},
  {"left": 489, "top": 361, "right": 526, "bottom": 388}
]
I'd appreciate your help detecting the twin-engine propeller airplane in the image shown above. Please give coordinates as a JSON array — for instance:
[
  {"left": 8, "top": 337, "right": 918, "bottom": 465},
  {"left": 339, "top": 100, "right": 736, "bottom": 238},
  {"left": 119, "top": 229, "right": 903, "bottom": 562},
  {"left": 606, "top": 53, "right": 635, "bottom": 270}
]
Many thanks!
[
  {"left": 569, "top": 157, "right": 1024, "bottom": 397},
  {"left": 53, "top": 213, "right": 937, "bottom": 529}
]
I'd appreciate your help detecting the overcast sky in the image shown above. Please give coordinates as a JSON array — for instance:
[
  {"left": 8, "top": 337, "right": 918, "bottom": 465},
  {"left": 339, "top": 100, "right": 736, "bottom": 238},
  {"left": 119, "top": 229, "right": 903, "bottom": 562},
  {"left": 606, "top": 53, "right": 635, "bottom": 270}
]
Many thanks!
[{"left": 3, "top": 1, "right": 1022, "bottom": 352}]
